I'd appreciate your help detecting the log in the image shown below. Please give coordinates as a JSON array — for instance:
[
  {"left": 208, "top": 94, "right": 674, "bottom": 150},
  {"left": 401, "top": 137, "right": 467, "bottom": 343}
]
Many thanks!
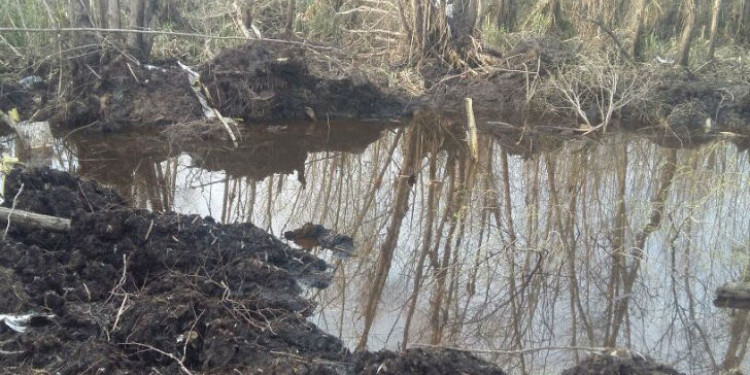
[
  {"left": 714, "top": 282, "right": 750, "bottom": 309},
  {"left": 0, "top": 207, "right": 71, "bottom": 233}
]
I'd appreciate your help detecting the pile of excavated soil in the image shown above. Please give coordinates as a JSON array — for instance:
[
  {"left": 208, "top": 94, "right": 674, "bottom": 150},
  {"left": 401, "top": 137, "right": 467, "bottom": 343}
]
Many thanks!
[
  {"left": 0, "top": 166, "right": 509, "bottom": 375},
  {"left": 201, "top": 43, "right": 406, "bottom": 123},
  {"left": 351, "top": 349, "right": 508, "bottom": 375},
  {"left": 561, "top": 352, "right": 685, "bottom": 375},
  {"left": 0, "top": 41, "right": 409, "bottom": 132}
]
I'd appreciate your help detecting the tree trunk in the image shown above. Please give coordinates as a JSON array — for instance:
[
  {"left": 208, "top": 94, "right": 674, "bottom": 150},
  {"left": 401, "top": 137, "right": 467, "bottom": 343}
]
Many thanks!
[
  {"left": 496, "top": 0, "right": 516, "bottom": 31},
  {"left": 707, "top": 0, "right": 723, "bottom": 60},
  {"left": 98, "top": 0, "right": 109, "bottom": 28},
  {"left": 402, "top": 147, "right": 440, "bottom": 346},
  {"left": 676, "top": 0, "right": 698, "bottom": 67},
  {"left": 631, "top": 0, "right": 648, "bottom": 61},
  {"left": 132, "top": 0, "right": 159, "bottom": 60},
  {"left": 740, "top": 0, "right": 750, "bottom": 45},
  {"left": 608, "top": 149, "right": 678, "bottom": 346},
  {"left": 284, "top": 0, "right": 296, "bottom": 38},
  {"left": 67, "top": 0, "right": 96, "bottom": 48},
  {"left": 356, "top": 129, "right": 419, "bottom": 351},
  {"left": 398, "top": 0, "right": 480, "bottom": 66},
  {"left": 450, "top": 0, "right": 479, "bottom": 54}
]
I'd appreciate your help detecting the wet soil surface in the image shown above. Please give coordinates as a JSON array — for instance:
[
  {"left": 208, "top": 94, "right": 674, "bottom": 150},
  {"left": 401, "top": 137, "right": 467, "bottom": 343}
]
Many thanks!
[{"left": 0, "top": 167, "right": 512, "bottom": 374}]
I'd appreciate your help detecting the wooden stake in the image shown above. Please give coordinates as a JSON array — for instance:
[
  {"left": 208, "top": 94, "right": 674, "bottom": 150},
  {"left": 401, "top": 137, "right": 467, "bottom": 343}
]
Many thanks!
[{"left": 464, "top": 98, "right": 479, "bottom": 161}]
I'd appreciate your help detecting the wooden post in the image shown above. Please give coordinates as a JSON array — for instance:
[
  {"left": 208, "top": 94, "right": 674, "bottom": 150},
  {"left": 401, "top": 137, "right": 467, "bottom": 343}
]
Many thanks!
[{"left": 464, "top": 98, "right": 479, "bottom": 161}]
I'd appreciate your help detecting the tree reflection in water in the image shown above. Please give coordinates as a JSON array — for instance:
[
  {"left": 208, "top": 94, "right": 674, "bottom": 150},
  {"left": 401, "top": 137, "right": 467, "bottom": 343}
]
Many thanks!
[{"left": 6, "top": 114, "right": 748, "bottom": 374}]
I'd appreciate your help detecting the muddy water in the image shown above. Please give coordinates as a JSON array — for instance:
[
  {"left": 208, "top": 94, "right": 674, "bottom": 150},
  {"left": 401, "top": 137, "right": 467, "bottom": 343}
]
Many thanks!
[{"left": 2, "top": 117, "right": 749, "bottom": 374}]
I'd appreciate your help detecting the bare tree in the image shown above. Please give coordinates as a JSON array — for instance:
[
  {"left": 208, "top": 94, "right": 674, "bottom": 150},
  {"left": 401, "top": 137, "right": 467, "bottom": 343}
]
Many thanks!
[
  {"left": 707, "top": 0, "right": 723, "bottom": 60},
  {"left": 285, "top": 0, "right": 296, "bottom": 38},
  {"left": 356, "top": 129, "right": 419, "bottom": 351},
  {"left": 631, "top": 0, "right": 649, "bottom": 61},
  {"left": 676, "top": 0, "right": 698, "bottom": 66}
]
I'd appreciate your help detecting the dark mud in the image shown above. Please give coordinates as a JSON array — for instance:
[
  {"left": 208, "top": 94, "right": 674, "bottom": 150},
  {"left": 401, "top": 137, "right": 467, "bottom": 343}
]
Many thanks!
[
  {"left": 351, "top": 349, "right": 508, "bottom": 375},
  {"left": 561, "top": 352, "right": 684, "bottom": 375},
  {"left": 426, "top": 38, "right": 577, "bottom": 117},
  {"left": 0, "top": 166, "right": 509, "bottom": 375},
  {"left": 0, "top": 41, "right": 409, "bottom": 132},
  {"left": 428, "top": 38, "right": 750, "bottom": 137},
  {"left": 201, "top": 43, "right": 407, "bottom": 123}
]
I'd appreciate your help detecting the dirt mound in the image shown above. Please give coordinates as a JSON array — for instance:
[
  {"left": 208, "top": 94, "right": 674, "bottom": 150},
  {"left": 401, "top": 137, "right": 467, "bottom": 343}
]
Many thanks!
[
  {"left": 3, "top": 166, "right": 127, "bottom": 217},
  {"left": 19, "top": 42, "right": 408, "bottom": 131},
  {"left": 201, "top": 42, "right": 406, "bottom": 122},
  {"left": 351, "top": 349, "right": 508, "bottom": 375},
  {"left": 0, "top": 166, "right": 509, "bottom": 375},
  {"left": 0, "top": 166, "right": 340, "bottom": 374},
  {"left": 561, "top": 352, "right": 684, "bottom": 375}
]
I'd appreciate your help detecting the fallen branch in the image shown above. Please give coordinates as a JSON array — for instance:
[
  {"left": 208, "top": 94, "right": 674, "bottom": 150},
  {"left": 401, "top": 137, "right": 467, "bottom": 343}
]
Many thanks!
[
  {"left": 0, "top": 27, "right": 335, "bottom": 51},
  {"left": 408, "top": 342, "right": 609, "bottom": 355},
  {"left": 123, "top": 343, "right": 195, "bottom": 375},
  {"left": 0, "top": 206, "right": 71, "bottom": 232}
]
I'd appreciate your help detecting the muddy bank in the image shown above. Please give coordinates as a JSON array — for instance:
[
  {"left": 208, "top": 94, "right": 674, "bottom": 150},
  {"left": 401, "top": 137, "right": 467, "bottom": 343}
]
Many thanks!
[
  {"left": 0, "top": 166, "right": 511, "bottom": 375},
  {"left": 427, "top": 38, "right": 750, "bottom": 136},
  {"left": 561, "top": 351, "right": 685, "bottom": 375},
  {"left": 0, "top": 41, "right": 409, "bottom": 132},
  {"left": 2, "top": 36, "right": 748, "bottom": 139}
]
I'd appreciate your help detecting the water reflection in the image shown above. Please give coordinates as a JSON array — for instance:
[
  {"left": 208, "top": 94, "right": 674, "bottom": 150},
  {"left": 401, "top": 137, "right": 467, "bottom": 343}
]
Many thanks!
[{"left": 2, "top": 115, "right": 749, "bottom": 374}]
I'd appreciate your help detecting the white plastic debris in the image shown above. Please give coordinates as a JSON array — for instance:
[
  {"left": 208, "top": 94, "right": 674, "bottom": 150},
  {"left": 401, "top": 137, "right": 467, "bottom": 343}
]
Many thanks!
[
  {"left": 0, "top": 313, "right": 55, "bottom": 333},
  {"left": 655, "top": 55, "right": 675, "bottom": 65},
  {"left": 18, "top": 76, "right": 43, "bottom": 89},
  {"left": 143, "top": 64, "right": 168, "bottom": 73}
]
